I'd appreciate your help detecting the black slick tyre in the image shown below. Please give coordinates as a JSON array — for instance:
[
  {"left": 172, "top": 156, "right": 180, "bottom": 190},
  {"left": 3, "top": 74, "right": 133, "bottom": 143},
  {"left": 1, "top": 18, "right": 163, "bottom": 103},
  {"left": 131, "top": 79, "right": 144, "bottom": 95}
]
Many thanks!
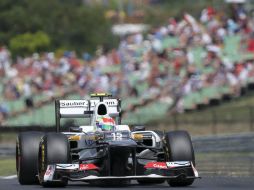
[
  {"left": 16, "top": 131, "right": 44, "bottom": 185},
  {"left": 38, "top": 133, "right": 70, "bottom": 187},
  {"left": 164, "top": 130, "right": 195, "bottom": 187}
]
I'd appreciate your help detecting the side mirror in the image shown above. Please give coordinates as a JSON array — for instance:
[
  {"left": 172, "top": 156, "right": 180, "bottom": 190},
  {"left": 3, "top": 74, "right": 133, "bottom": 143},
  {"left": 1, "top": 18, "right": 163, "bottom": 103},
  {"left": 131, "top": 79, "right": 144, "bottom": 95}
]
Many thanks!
[{"left": 133, "top": 126, "right": 145, "bottom": 131}]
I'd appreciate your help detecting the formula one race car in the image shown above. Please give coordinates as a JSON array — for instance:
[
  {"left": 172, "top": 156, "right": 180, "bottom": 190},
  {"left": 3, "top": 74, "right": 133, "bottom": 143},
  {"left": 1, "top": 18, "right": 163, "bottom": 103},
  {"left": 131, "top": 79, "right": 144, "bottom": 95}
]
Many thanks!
[{"left": 16, "top": 93, "right": 199, "bottom": 187}]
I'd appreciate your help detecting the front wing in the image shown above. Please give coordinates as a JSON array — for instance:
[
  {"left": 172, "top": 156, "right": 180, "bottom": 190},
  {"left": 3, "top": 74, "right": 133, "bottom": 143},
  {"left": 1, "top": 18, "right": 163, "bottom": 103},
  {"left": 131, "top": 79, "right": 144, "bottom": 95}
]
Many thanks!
[{"left": 42, "top": 161, "right": 200, "bottom": 183}]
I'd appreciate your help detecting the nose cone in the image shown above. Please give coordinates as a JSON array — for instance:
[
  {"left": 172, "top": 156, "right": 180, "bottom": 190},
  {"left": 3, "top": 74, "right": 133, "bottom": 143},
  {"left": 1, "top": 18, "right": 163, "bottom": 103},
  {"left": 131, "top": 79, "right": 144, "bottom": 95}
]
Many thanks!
[{"left": 108, "top": 139, "right": 137, "bottom": 148}]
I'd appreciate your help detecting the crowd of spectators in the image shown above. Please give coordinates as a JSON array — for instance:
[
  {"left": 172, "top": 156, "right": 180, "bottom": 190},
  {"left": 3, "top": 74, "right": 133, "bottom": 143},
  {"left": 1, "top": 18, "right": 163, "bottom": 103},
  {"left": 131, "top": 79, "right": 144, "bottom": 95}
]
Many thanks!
[
  {"left": 118, "top": 3, "right": 254, "bottom": 112},
  {"left": 1, "top": 3, "right": 254, "bottom": 124},
  {"left": 0, "top": 46, "right": 124, "bottom": 125}
]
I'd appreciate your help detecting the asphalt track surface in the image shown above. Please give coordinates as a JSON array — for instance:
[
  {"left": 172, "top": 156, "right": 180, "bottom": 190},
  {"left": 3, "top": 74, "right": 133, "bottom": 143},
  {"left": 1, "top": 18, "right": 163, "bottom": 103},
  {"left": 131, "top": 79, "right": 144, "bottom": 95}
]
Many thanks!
[{"left": 1, "top": 177, "right": 254, "bottom": 190}]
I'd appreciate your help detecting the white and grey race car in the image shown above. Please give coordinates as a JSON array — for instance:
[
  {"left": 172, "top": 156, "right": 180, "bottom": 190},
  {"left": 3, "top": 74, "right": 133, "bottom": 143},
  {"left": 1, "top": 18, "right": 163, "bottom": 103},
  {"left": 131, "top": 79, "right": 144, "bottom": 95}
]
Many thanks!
[{"left": 16, "top": 93, "right": 199, "bottom": 187}]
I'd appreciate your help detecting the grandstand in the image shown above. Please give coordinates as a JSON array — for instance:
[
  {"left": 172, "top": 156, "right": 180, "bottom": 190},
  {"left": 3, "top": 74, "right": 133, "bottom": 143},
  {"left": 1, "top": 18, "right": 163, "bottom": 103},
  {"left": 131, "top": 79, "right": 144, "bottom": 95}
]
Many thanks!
[{"left": 1, "top": 2, "right": 254, "bottom": 129}]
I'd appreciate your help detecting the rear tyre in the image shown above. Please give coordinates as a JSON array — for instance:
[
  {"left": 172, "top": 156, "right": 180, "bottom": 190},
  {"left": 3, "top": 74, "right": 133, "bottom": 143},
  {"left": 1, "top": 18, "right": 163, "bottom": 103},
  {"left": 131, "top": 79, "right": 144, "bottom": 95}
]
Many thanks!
[
  {"left": 164, "top": 130, "right": 195, "bottom": 187},
  {"left": 38, "top": 133, "right": 70, "bottom": 187},
  {"left": 16, "top": 132, "right": 44, "bottom": 185}
]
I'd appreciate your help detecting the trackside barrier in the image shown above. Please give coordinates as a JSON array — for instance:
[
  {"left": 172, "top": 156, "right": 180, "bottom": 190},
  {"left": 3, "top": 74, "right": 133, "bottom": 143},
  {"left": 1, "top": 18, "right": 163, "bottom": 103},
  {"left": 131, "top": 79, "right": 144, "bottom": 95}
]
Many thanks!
[{"left": 0, "top": 126, "right": 69, "bottom": 133}]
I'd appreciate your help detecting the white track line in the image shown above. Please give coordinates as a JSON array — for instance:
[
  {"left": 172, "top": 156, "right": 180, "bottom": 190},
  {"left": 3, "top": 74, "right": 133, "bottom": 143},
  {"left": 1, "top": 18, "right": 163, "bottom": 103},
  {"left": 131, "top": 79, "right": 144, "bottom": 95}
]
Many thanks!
[{"left": 0, "top": 175, "right": 17, "bottom": 179}]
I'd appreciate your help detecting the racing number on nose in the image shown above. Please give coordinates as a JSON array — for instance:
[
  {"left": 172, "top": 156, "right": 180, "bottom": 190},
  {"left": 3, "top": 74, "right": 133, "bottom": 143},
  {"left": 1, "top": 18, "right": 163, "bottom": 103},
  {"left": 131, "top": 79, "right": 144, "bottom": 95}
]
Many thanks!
[{"left": 111, "top": 132, "right": 122, "bottom": 140}]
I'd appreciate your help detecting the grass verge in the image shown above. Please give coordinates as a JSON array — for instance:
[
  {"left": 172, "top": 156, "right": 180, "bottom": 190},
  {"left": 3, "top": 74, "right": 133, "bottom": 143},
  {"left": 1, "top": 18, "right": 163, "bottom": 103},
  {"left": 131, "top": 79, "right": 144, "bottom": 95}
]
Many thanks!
[
  {"left": 0, "top": 158, "right": 16, "bottom": 176},
  {"left": 196, "top": 152, "right": 254, "bottom": 176}
]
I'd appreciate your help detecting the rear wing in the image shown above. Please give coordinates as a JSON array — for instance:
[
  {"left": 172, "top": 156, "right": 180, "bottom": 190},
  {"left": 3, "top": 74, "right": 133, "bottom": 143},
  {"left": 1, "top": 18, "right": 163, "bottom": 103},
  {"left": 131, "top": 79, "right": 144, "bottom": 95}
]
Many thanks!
[{"left": 55, "top": 96, "right": 121, "bottom": 132}]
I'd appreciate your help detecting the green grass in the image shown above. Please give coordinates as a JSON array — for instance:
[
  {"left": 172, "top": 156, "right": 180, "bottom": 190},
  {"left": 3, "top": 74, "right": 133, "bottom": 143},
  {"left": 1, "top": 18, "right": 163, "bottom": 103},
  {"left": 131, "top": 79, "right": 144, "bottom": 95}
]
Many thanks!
[
  {"left": 0, "top": 158, "right": 16, "bottom": 176},
  {"left": 196, "top": 152, "right": 254, "bottom": 176}
]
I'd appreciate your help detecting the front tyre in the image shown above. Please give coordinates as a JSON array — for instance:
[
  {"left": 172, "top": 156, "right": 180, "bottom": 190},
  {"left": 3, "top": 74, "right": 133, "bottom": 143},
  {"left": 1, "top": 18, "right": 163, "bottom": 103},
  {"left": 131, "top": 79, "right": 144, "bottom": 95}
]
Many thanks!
[
  {"left": 38, "top": 133, "right": 70, "bottom": 187},
  {"left": 16, "top": 132, "right": 44, "bottom": 185},
  {"left": 164, "top": 130, "right": 195, "bottom": 187}
]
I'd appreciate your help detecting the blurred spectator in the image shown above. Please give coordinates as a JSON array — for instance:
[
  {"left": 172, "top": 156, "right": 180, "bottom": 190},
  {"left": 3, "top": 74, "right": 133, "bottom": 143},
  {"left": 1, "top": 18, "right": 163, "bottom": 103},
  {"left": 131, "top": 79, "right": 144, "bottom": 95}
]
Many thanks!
[
  {"left": 0, "top": 100, "right": 9, "bottom": 125},
  {"left": 247, "top": 34, "right": 254, "bottom": 52},
  {"left": 23, "top": 78, "right": 34, "bottom": 109},
  {"left": 0, "top": 46, "right": 11, "bottom": 77}
]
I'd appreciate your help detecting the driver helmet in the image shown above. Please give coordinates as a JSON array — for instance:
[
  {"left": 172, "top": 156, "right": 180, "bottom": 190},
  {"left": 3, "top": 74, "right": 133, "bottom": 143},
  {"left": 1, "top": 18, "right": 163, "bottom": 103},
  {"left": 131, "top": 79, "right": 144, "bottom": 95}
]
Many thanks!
[{"left": 96, "top": 116, "right": 115, "bottom": 131}]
